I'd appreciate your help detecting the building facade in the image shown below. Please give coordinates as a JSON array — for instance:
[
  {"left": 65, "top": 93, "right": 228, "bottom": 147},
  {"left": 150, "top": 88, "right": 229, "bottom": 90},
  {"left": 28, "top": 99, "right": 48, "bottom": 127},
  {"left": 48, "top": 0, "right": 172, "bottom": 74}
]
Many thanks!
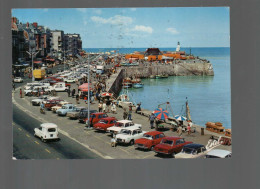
[{"left": 64, "top": 33, "right": 82, "bottom": 57}]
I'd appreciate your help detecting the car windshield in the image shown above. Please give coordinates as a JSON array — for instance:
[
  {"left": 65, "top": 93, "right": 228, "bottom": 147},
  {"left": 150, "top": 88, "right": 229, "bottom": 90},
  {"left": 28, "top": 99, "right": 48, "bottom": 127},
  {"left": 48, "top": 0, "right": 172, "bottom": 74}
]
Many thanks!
[
  {"left": 161, "top": 139, "right": 174, "bottom": 145},
  {"left": 143, "top": 134, "right": 153, "bottom": 140},
  {"left": 115, "top": 122, "right": 124, "bottom": 127},
  {"left": 120, "top": 129, "right": 131, "bottom": 135},
  {"left": 99, "top": 120, "right": 108, "bottom": 124},
  {"left": 183, "top": 147, "right": 196, "bottom": 154},
  {"left": 61, "top": 106, "right": 67, "bottom": 109},
  {"left": 205, "top": 155, "right": 220, "bottom": 158}
]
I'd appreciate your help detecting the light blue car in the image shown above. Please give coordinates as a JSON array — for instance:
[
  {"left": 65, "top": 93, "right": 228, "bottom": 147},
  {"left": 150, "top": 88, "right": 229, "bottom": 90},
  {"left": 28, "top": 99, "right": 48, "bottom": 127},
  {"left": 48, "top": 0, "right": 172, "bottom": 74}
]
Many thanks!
[{"left": 56, "top": 104, "right": 77, "bottom": 116}]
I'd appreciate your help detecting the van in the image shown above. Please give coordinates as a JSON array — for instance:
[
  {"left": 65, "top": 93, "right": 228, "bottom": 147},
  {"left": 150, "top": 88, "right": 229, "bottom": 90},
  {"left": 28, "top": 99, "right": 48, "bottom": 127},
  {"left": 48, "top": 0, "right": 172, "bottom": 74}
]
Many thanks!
[
  {"left": 53, "top": 82, "right": 68, "bottom": 92},
  {"left": 34, "top": 123, "right": 59, "bottom": 142}
]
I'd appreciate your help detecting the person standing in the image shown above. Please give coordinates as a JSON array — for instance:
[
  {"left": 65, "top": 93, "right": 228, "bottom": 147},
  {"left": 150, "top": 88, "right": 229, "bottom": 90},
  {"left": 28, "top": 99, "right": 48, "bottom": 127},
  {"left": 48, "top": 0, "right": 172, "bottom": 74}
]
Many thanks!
[
  {"left": 123, "top": 108, "right": 128, "bottom": 120},
  {"left": 177, "top": 124, "right": 183, "bottom": 137},
  {"left": 71, "top": 89, "right": 75, "bottom": 98},
  {"left": 128, "top": 104, "right": 132, "bottom": 120},
  {"left": 111, "top": 102, "right": 117, "bottom": 114},
  {"left": 67, "top": 88, "right": 71, "bottom": 97},
  {"left": 102, "top": 102, "right": 107, "bottom": 113},
  {"left": 149, "top": 113, "right": 156, "bottom": 129},
  {"left": 76, "top": 94, "right": 80, "bottom": 104},
  {"left": 187, "top": 124, "right": 191, "bottom": 135}
]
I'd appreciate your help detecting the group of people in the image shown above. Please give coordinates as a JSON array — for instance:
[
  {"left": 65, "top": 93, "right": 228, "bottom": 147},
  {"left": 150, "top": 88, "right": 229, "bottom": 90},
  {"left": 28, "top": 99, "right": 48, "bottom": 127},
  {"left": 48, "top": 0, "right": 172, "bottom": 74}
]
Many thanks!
[{"left": 98, "top": 101, "right": 117, "bottom": 114}]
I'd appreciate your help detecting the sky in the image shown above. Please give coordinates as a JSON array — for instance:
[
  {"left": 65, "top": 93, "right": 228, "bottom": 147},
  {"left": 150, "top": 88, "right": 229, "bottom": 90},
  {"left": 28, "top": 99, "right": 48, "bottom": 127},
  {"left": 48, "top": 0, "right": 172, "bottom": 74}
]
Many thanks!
[{"left": 12, "top": 8, "right": 230, "bottom": 48}]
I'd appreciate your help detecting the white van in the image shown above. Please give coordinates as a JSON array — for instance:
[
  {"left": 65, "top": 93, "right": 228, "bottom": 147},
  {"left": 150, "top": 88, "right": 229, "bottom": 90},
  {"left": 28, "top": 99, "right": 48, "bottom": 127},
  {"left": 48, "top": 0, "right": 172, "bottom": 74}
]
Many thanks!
[
  {"left": 53, "top": 82, "right": 68, "bottom": 92},
  {"left": 34, "top": 123, "right": 59, "bottom": 142}
]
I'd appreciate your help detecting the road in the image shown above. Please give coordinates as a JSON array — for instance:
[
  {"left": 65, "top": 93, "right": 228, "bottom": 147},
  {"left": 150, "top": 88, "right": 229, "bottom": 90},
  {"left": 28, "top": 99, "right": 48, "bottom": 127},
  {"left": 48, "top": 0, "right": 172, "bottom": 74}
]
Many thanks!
[{"left": 13, "top": 103, "right": 102, "bottom": 159}]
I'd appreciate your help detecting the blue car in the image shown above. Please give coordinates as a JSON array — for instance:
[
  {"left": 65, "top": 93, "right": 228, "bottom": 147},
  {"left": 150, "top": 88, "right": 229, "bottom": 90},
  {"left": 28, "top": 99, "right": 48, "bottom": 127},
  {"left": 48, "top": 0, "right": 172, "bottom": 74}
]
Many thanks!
[{"left": 56, "top": 104, "right": 77, "bottom": 116}]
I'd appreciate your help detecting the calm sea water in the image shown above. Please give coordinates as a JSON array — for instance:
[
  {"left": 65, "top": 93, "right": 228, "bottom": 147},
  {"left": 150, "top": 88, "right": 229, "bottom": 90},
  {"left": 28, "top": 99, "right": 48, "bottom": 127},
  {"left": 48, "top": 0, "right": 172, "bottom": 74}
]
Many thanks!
[{"left": 85, "top": 47, "right": 231, "bottom": 129}]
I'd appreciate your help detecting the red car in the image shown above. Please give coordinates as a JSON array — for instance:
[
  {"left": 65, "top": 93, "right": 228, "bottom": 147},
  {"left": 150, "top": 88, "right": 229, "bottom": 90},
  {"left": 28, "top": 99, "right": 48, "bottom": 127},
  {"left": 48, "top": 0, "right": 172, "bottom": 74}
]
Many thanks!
[
  {"left": 134, "top": 131, "right": 166, "bottom": 150},
  {"left": 153, "top": 137, "right": 192, "bottom": 156},
  {"left": 44, "top": 99, "right": 64, "bottom": 110},
  {"left": 93, "top": 117, "right": 117, "bottom": 131},
  {"left": 84, "top": 112, "right": 108, "bottom": 126}
]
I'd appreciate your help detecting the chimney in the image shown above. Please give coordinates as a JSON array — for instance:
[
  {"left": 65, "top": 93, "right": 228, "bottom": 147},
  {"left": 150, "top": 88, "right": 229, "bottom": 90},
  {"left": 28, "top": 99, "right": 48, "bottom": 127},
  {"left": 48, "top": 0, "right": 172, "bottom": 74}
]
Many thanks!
[{"left": 33, "top": 22, "right": 38, "bottom": 28}]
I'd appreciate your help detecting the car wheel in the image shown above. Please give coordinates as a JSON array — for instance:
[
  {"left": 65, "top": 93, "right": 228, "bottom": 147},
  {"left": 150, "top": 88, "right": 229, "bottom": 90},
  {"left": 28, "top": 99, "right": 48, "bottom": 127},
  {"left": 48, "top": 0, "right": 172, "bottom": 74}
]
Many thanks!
[
  {"left": 130, "top": 140, "right": 134, "bottom": 145},
  {"left": 171, "top": 152, "right": 176, "bottom": 158},
  {"left": 41, "top": 137, "right": 46, "bottom": 143},
  {"left": 34, "top": 133, "right": 37, "bottom": 137}
]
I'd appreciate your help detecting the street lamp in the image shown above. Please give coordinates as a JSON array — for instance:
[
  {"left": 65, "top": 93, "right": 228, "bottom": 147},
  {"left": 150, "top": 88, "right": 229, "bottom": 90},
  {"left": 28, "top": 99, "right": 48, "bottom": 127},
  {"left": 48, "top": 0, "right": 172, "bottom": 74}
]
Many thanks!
[
  {"left": 76, "top": 53, "right": 90, "bottom": 129},
  {"left": 26, "top": 40, "right": 39, "bottom": 82}
]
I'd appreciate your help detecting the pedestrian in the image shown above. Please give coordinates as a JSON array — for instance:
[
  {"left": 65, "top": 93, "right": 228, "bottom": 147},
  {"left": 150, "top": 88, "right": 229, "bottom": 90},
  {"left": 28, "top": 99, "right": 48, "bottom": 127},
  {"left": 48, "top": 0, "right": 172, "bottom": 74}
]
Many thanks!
[
  {"left": 136, "top": 103, "right": 141, "bottom": 113},
  {"left": 67, "top": 88, "right": 71, "bottom": 97},
  {"left": 76, "top": 94, "right": 80, "bottom": 104},
  {"left": 91, "top": 95, "right": 95, "bottom": 104},
  {"left": 123, "top": 108, "right": 128, "bottom": 120},
  {"left": 177, "top": 124, "right": 183, "bottom": 137},
  {"left": 72, "top": 89, "right": 75, "bottom": 97},
  {"left": 128, "top": 104, "right": 132, "bottom": 120},
  {"left": 102, "top": 102, "right": 107, "bottom": 113},
  {"left": 149, "top": 113, "right": 156, "bottom": 129},
  {"left": 111, "top": 135, "right": 117, "bottom": 147},
  {"left": 187, "top": 124, "right": 191, "bottom": 135},
  {"left": 111, "top": 102, "right": 117, "bottom": 114},
  {"left": 106, "top": 100, "right": 111, "bottom": 113},
  {"left": 19, "top": 88, "right": 22, "bottom": 98},
  {"left": 12, "top": 83, "right": 15, "bottom": 91},
  {"left": 84, "top": 95, "right": 88, "bottom": 104},
  {"left": 98, "top": 102, "right": 103, "bottom": 112}
]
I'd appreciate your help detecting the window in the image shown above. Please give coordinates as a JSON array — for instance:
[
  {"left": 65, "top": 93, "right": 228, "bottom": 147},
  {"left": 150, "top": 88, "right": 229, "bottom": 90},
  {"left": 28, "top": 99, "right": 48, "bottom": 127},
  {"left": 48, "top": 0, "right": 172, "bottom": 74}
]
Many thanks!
[
  {"left": 155, "top": 135, "right": 160, "bottom": 139},
  {"left": 38, "top": 127, "right": 42, "bottom": 131},
  {"left": 133, "top": 130, "right": 137, "bottom": 135},
  {"left": 178, "top": 139, "right": 185, "bottom": 144},
  {"left": 176, "top": 140, "right": 180, "bottom": 145},
  {"left": 125, "top": 123, "right": 130, "bottom": 127},
  {"left": 48, "top": 128, "right": 56, "bottom": 132},
  {"left": 159, "top": 134, "right": 165, "bottom": 138},
  {"left": 130, "top": 123, "right": 134, "bottom": 126}
]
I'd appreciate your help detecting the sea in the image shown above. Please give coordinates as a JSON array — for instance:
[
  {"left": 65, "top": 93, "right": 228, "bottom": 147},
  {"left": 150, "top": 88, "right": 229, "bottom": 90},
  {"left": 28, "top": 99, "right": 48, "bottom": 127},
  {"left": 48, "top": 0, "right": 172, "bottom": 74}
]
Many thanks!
[{"left": 84, "top": 47, "right": 231, "bottom": 129}]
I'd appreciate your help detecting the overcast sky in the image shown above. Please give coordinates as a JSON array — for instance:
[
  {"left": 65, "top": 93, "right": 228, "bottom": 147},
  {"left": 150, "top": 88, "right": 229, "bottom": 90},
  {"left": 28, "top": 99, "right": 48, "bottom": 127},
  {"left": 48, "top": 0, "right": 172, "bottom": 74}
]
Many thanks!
[{"left": 12, "top": 7, "right": 230, "bottom": 48}]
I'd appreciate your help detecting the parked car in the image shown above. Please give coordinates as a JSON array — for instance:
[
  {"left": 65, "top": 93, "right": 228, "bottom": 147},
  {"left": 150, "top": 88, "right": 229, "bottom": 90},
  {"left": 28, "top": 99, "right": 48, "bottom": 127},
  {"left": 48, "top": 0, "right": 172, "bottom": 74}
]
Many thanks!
[
  {"left": 56, "top": 104, "right": 77, "bottom": 116},
  {"left": 64, "top": 77, "right": 76, "bottom": 83},
  {"left": 84, "top": 112, "right": 108, "bottom": 126},
  {"left": 34, "top": 123, "right": 59, "bottom": 142},
  {"left": 45, "top": 99, "right": 64, "bottom": 110},
  {"left": 51, "top": 101, "right": 71, "bottom": 113},
  {"left": 134, "top": 131, "right": 166, "bottom": 151},
  {"left": 31, "top": 95, "right": 50, "bottom": 106},
  {"left": 66, "top": 107, "right": 86, "bottom": 119},
  {"left": 153, "top": 137, "right": 192, "bottom": 157},
  {"left": 115, "top": 127, "right": 147, "bottom": 145},
  {"left": 107, "top": 120, "right": 142, "bottom": 135},
  {"left": 78, "top": 109, "right": 98, "bottom": 123},
  {"left": 93, "top": 117, "right": 117, "bottom": 131},
  {"left": 14, "top": 77, "right": 23, "bottom": 83},
  {"left": 175, "top": 143, "right": 207, "bottom": 159},
  {"left": 52, "top": 82, "right": 68, "bottom": 92},
  {"left": 205, "top": 149, "right": 232, "bottom": 158}
]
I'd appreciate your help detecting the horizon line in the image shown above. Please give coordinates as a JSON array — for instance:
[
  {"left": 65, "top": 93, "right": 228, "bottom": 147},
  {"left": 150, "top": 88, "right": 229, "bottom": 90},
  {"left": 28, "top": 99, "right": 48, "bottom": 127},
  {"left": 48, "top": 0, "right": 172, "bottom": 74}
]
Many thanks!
[{"left": 82, "top": 47, "right": 230, "bottom": 49}]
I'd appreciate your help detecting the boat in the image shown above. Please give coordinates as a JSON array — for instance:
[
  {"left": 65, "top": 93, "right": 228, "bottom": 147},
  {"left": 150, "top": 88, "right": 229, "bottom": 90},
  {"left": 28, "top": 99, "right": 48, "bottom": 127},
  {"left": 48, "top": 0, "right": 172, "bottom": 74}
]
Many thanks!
[
  {"left": 161, "top": 74, "right": 169, "bottom": 78},
  {"left": 155, "top": 75, "right": 163, "bottom": 79},
  {"left": 122, "top": 83, "right": 132, "bottom": 88},
  {"left": 150, "top": 75, "right": 156, "bottom": 79},
  {"left": 133, "top": 83, "right": 144, "bottom": 88}
]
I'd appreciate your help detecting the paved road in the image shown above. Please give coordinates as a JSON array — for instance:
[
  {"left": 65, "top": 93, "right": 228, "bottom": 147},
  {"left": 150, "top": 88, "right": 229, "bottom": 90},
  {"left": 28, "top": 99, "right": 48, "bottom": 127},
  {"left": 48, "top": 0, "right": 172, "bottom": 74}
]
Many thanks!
[{"left": 13, "top": 103, "right": 102, "bottom": 159}]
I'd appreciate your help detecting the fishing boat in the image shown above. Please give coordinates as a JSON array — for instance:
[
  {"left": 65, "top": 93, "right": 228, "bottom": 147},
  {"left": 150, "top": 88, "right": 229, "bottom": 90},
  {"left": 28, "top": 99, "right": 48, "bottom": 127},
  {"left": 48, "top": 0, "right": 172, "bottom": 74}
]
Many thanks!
[
  {"left": 133, "top": 83, "right": 144, "bottom": 88},
  {"left": 122, "top": 77, "right": 132, "bottom": 88},
  {"left": 150, "top": 75, "right": 156, "bottom": 79},
  {"left": 155, "top": 75, "right": 163, "bottom": 79}
]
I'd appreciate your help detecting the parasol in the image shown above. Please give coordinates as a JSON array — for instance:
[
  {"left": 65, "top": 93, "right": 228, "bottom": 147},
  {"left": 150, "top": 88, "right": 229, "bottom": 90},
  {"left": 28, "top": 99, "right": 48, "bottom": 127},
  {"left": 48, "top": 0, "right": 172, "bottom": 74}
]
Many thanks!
[{"left": 153, "top": 108, "right": 169, "bottom": 120}]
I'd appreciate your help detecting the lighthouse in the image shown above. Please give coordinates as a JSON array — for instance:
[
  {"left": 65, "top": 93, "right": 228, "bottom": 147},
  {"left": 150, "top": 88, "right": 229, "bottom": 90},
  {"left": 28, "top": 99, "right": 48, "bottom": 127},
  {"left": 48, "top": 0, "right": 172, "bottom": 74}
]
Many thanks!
[{"left": 176, "top": 41, "right": 181, "bottom": 52}]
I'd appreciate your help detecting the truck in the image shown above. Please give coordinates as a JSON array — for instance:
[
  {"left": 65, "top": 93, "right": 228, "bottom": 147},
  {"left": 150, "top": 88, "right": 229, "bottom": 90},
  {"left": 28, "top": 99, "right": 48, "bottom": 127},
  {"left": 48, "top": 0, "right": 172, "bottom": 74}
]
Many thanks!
[
  {"left": 96, "top": 65, "right": 105, "bottom": 74},
  {"left": 33, "top": 69, "right": 46, "bottom": 80}
]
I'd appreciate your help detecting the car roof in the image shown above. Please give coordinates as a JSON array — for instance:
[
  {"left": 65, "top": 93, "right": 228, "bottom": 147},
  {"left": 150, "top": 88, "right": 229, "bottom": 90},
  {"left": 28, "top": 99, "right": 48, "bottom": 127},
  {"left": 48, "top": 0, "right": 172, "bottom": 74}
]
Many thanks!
[
  {"left": 206, "top": 149, "right": 231, "bottom": 158},
  {"left": 183, "top": 143, "right": 205, "bottom": 149},
  {"left": 41, "top": 123, "right": 58, "bottom": 128},
  {"left": 117, "top": 120, "right": 133, "bottom": 124},
  {"left": 144, "top": 131, "right": 163, "bottom": 136}
]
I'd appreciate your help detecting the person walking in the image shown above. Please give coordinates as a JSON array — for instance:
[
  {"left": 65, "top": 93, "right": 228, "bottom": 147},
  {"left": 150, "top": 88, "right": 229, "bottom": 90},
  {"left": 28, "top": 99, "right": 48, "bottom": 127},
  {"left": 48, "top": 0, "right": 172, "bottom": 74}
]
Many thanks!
[
  {"left": 19, "top": 88, "right": 22, "bottom": 98},
  {"left": 111, "top": 135, "right": 117, "bottom": 147},
  {"left": 12, "top": 83, "right": 15, "bottom": 91},
  {"left": 123, "top": 108, "right": 128, "bottom": 120},
  {"left": 71, "top": 89, "right": 75, "bottom": 98},
  {"left": 111, "top": 102, "right": 117, "bottom": 114},
  {"left": 98, "top": 102, "right": 103, "bottom": 112},
  {"left": 128, "top": 104, "right": 132, "bottom": 120},
  {"left": 67, "top": 88, "right": 71, "bottom": 97},
  {"left": 76, "top": 94, "right": 80, "bottom": 104},
  {"left": 187, "top": 124, "right": 191, "bottom": 135},
  {"left": 102, "top": 102, "right": 107, "bottom": 113},
  {"left": 149, "top": 113, "right": 156, "bottom": 129},
  {"left": 177, "top": 124, "right": 183, "bottom": 137}
]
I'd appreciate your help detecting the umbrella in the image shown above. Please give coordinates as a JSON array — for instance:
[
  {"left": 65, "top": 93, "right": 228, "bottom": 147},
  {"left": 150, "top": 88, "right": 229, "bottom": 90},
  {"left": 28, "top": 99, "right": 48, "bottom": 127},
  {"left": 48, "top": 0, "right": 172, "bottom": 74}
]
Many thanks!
[
  {"left": 81, "top": 88, "right": 91, "bottom": 92},
  {"left": 153, "top": 108, "right": 169, "bottom": 120},
  {"left": 174, "top": 115, "right": 187, "bottom": 121},
  {"left": 101, "top": 92, "right": 113, "bottom": 97}
]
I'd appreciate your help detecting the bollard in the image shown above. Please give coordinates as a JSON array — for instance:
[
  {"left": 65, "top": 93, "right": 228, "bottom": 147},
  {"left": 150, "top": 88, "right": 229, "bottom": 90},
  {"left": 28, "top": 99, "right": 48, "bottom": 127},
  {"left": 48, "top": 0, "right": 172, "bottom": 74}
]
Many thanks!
[{"left": 201, "top": 128, "right": 204, "bottom": 135}]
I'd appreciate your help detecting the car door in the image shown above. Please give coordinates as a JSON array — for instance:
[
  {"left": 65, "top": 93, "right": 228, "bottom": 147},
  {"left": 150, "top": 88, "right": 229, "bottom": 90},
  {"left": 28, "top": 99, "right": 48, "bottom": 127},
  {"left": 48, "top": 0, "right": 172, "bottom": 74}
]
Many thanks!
[
  {"left": 132, "top": 130, "right": 138, "bottom": 140},
  {"left": 37, "top": 126, "right": 43, "bottom": 137}
]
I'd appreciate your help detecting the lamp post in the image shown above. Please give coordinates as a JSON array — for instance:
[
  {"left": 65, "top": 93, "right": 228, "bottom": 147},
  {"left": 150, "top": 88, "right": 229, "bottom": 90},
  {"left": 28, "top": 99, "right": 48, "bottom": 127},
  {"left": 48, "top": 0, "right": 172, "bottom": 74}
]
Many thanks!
[
  {"left": 76, "top": 53, "right": 90, "bottom": 129},
  {"left": 26, "top": 40, "right": 39, "bottom": 82}
]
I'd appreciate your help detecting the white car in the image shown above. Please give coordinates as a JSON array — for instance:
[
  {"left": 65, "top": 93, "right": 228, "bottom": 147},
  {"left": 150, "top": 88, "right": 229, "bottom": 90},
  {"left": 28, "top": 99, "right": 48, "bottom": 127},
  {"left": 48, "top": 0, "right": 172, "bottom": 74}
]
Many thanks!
[
  {"left": 52, "top": 82, "right": 68, "bottom": 92},
  {"left": 14, "top": 77, "right": 23, "bottom": 83},
  {"left": 115, "top": 128, "right": 147, "bottom": 145},
  {"left": 205, "top": 149, "right": 232, "bottom": 158},
  {"left": 107, "top": 120, "right": 142, "bottom": 135},
  {"left": 175, "top": 144, "right": 208, "bottom": 159},
  {"left": 64, "top": 77, "right": 76, "bottom": 83},
  {"left": 31, "top": 95, "right": 50, "bottom": 106},
  {"left": 34, "top": 123, "right": 59, "bottom": 142}
]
